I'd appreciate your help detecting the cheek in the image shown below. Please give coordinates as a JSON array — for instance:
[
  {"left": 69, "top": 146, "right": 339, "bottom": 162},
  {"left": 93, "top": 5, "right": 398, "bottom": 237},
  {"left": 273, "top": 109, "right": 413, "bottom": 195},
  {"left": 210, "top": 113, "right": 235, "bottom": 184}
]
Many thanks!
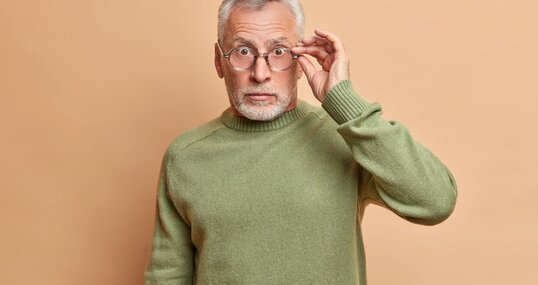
[
  {"left": 223, "top": 69, "right": 249, "bottom": 88},
  {"left": 281, "top": 71, "right": 299, "bottom": 88}
]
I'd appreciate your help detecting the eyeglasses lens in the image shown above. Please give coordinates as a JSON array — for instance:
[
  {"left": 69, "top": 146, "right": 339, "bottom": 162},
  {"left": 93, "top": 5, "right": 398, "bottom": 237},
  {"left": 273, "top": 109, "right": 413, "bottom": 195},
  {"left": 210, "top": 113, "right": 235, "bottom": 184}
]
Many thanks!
[{"left": 229, "top": 48, "right": 294, "bottom": 71}]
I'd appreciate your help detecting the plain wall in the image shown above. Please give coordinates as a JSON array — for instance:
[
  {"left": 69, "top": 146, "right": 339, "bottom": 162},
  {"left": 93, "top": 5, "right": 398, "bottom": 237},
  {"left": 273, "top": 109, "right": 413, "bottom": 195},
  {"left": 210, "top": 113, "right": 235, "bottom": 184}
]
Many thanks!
[{"left": 1, "top": 0, "right": 537, "bottom": 284}]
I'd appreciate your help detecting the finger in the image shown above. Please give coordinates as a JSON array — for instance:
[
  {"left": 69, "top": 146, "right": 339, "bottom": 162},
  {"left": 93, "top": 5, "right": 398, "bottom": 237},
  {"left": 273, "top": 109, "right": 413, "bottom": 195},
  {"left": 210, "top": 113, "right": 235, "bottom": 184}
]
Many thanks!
[
  {"left": 302, "top": 35, "right": 330, "bottom": 47},
  {"left": 292, "top": 46, "right": 330, "bottom": 61},
  {"left": 301, "top": 36, "right": 335, "bottom": 54},
  {"left": 324, "top": 42, "right": 334, "bottom": 53},
  {"left": 314, "top": 29, "right": 344, "bottom": 53},
  {"left": 301, "top": 35, "right": 323, "bottom": 45},
  {"left": 298, "top": 39, "right": 335, "bottom": 56},
  {"left": 296, "top": 55, "right": 318, "bottom": 82},
  {"left": 316, "top": 56, "right": 332, "bottom": 72},
  {"left": 314, "top": 29, "right": 345, "bottom": 53}
]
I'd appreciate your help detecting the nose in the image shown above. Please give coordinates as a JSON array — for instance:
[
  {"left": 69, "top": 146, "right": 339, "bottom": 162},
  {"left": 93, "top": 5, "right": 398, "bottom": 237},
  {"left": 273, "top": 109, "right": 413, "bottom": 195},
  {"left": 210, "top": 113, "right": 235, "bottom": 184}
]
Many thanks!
[{"left": 250, "top": 56, "right": 271, "bottom": 83}]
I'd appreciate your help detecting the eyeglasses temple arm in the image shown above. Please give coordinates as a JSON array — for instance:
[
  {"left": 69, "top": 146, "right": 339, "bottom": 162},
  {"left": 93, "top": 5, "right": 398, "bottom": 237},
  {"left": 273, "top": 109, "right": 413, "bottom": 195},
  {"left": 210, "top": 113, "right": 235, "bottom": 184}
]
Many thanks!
[{"left": 216, "top": 40, "right": 229, "bottom": 58}]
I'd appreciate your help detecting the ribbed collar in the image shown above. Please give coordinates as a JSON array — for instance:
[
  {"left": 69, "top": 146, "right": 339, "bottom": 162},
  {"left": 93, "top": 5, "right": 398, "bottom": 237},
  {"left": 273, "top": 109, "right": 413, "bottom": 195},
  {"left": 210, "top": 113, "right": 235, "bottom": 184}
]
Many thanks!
[{"left": 221, "top": 100, "right": 310, "bottom": 132}]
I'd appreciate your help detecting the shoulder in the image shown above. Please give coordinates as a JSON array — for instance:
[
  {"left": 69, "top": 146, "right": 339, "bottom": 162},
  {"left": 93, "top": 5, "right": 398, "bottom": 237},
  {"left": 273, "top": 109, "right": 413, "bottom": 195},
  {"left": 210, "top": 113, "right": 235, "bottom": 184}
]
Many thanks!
[{"left": 163, "top": 117, "right": 225, "bottom": 162}]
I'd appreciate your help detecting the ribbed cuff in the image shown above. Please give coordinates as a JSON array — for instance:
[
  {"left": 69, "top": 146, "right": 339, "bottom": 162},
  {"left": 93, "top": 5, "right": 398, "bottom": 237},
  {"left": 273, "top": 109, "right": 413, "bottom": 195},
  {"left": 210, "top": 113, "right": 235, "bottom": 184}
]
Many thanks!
[{"left": 321, "top": 80, "right": 373, "bottom": 125}]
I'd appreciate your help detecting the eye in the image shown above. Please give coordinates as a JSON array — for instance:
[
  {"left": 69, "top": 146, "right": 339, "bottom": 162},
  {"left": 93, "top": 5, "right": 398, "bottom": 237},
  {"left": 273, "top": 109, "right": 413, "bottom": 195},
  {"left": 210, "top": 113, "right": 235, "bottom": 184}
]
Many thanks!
[
  {"left": 272, "top": 48, "right": 286, "bottom": 56},
  {"left": 238, "top": 47, "right": 251, "bottom": 56}
]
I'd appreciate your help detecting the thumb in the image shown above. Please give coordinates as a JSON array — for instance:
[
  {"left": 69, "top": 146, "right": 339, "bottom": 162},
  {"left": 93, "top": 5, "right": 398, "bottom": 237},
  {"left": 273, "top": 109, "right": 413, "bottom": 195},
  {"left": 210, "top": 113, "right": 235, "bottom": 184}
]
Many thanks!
[{"left": 297, "top": 56, "right": 317, "bottom": 84}]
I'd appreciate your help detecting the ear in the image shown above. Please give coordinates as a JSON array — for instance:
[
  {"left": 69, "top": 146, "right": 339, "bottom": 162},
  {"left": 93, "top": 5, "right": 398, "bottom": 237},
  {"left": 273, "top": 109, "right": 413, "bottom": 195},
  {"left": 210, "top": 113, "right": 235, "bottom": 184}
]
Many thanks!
[{"left": 214, "top": 43, "right": 224, "bottom": 79}]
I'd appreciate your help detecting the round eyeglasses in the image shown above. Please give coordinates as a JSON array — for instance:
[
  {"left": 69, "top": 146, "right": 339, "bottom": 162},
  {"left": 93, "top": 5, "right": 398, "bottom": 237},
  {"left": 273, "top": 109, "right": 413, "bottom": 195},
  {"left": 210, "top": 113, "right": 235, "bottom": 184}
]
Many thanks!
[{"left": 217, "top": 41, "right": 299, "bottom": 71}]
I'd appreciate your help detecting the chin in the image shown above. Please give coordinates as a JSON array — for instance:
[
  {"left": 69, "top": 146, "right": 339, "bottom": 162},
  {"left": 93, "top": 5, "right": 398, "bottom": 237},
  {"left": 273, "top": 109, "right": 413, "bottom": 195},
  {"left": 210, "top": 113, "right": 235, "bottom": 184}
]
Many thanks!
[{"left": 237, "top": 104, "right": 286, "bottom": 121}]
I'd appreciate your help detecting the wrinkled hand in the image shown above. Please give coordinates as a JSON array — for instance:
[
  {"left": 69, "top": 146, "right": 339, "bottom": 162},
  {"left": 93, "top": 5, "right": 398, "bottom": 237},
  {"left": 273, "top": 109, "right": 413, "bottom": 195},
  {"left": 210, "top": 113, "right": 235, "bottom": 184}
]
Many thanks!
[{"left": 292, "top": 29, "right": 350, "bottom": 102}]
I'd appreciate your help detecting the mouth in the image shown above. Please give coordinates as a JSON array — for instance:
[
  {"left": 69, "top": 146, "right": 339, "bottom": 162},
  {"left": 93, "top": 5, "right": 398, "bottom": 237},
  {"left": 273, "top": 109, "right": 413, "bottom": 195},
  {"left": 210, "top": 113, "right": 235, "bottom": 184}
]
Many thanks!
[{"left": 246, "top": 93, "right": 275, "bottom": 101}]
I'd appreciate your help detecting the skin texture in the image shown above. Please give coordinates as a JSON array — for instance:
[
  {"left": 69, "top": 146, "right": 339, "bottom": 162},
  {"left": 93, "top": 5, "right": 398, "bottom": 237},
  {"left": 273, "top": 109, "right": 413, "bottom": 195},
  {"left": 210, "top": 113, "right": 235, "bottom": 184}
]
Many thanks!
[{"left": 214, "top": 1, "right": 351, "bottom": 119}]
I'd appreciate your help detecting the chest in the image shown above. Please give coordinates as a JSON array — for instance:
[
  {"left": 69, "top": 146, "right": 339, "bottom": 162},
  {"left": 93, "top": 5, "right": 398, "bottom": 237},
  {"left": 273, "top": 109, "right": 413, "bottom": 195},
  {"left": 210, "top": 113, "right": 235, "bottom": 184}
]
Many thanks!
[{"left": 169, "top": 128, "right": 359, "bottom": 244}]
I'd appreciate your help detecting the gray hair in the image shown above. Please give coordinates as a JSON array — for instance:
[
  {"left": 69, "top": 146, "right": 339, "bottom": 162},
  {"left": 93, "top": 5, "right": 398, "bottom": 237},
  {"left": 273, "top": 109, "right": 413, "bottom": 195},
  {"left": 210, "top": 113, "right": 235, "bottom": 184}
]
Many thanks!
[{"left": 217, "top": 0, "right": 305, "bottom": 45}]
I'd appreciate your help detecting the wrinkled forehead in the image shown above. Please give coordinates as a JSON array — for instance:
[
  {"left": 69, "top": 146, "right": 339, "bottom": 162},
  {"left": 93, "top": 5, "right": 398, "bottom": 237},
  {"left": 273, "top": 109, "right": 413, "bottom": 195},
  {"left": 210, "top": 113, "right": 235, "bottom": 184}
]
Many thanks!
[
  {"left": 230, "top": 36, "right": 293, "bottom": 48},
  {"left": 222, "top": 2, "right": 298, "bottom": 48}
]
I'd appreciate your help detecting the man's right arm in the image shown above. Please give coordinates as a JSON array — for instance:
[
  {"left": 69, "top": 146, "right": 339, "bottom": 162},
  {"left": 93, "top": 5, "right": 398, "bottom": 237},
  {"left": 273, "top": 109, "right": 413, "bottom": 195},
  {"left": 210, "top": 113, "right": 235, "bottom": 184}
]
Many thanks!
[{"left": 144, "top": 152, "right": 194, "bottom": 285}]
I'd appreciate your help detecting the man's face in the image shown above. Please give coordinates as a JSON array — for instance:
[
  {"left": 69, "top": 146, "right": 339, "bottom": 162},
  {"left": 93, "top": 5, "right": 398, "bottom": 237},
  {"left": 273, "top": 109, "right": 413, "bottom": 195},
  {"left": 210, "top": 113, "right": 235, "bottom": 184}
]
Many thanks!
[{"left": 215, "top": 2, "right": 302, "bottom": 121}]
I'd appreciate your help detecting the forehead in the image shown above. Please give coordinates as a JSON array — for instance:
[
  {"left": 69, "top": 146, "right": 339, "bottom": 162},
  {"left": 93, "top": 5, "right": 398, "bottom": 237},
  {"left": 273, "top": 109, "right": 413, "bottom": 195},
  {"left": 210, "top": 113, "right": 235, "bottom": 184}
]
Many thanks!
[{"left": 224, "top": 2, "right": 297, "bottom": 46}]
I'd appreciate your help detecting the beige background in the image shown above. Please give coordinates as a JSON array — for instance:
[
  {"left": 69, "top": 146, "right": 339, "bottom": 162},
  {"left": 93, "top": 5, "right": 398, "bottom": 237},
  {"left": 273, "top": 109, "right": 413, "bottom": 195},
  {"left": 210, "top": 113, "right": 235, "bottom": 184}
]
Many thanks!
[{"left": 1, "top": 0, "right": 537, "bottom": 284}]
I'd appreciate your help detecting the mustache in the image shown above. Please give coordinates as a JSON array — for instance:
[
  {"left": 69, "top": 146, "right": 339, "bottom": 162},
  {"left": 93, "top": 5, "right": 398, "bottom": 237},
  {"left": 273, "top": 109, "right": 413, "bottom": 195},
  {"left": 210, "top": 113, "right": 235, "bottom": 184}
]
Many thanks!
[{"left": 236, "top": 85, "right": 281, "bottom": 96}]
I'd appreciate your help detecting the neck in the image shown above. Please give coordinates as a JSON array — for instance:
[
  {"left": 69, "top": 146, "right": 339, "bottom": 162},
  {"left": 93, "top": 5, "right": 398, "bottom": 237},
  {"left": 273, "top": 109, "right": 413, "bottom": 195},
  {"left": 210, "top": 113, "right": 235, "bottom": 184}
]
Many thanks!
[{"left": 221, "top": 100, "right": 309, "bottom": 132}]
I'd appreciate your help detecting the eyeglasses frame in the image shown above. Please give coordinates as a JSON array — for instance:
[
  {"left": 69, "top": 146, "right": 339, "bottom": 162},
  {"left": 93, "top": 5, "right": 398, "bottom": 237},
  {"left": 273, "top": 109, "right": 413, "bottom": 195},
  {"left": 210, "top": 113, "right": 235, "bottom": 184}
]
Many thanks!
[{"left": 216, "top": 40, "right": 299, "bottom": 71}]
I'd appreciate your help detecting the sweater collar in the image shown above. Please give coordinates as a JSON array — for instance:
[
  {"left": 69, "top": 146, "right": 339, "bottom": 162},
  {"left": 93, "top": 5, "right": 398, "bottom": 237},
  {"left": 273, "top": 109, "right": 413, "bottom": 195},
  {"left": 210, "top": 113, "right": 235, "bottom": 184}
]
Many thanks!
[{"left": 221, "top": 100, "right": 309, "bottom": 132}]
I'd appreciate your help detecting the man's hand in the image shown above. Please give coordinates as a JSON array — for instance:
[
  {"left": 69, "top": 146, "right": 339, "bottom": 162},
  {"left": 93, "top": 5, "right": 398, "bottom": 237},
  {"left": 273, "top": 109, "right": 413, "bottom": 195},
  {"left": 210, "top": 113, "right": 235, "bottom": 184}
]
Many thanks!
[{"left": 292, "top": 29, "right": 350, "bottom": 103}]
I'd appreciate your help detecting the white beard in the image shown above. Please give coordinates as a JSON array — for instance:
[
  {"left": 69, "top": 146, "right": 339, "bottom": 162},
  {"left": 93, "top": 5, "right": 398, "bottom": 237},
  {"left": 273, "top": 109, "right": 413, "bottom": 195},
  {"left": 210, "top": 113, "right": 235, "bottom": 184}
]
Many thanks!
[{"left": 228, "top": 84, "right": 296, "bottom": 121}]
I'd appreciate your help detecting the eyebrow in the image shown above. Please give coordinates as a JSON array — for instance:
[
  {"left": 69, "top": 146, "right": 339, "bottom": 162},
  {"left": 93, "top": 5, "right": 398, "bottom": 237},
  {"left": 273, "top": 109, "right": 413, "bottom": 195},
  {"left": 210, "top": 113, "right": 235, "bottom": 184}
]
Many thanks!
[
  {"left": 267, "top": 37, "right": 292, "bottom": 46},
  {"left": 232, "top": 37, "right": 292, "bottom": 48},
  {"left": 232, "top": 38, "right": 254, "bottom": 46}
]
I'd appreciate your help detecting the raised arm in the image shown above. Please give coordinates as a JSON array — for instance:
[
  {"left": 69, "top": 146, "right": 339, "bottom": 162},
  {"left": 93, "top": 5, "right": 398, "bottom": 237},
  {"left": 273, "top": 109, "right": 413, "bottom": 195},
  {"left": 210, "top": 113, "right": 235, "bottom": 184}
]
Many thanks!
[{"left": 293, "top": 30, "right": 457, "bottom": 225}]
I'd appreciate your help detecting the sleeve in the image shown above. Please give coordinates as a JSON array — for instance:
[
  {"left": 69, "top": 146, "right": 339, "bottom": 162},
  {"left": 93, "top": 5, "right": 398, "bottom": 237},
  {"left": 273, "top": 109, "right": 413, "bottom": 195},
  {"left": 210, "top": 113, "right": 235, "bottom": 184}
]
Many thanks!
[
  {"left": 322, "top": 80, "right": 458, "bottom": 225},
  {"left": 144, "top": 151, "right": 195, "bottom": 284}
]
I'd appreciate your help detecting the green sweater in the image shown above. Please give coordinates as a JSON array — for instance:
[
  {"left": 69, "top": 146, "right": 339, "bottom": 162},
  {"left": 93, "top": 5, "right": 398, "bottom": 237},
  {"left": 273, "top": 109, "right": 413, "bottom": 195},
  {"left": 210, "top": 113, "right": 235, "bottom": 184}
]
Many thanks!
[{"left": 144, "top": 80, "right": 458, "bottom": 285}]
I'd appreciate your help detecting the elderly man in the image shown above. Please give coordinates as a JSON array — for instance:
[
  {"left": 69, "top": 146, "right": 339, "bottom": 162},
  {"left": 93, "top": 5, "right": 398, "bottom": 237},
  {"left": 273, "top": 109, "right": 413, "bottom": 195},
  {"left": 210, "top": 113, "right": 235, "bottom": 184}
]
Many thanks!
[{"left": 144, "top": 0, "right": 457, "bottom": 284}]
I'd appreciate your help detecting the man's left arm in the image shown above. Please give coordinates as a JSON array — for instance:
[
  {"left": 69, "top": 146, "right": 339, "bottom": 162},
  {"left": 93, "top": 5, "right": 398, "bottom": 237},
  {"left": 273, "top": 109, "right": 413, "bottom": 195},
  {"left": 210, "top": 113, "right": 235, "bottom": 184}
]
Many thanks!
[
  {"left": 324, "top": 80, "right": 457, "bottom": 225},
  {"left": 293, "top": 30, "right": 457, "bottom": 225}
]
